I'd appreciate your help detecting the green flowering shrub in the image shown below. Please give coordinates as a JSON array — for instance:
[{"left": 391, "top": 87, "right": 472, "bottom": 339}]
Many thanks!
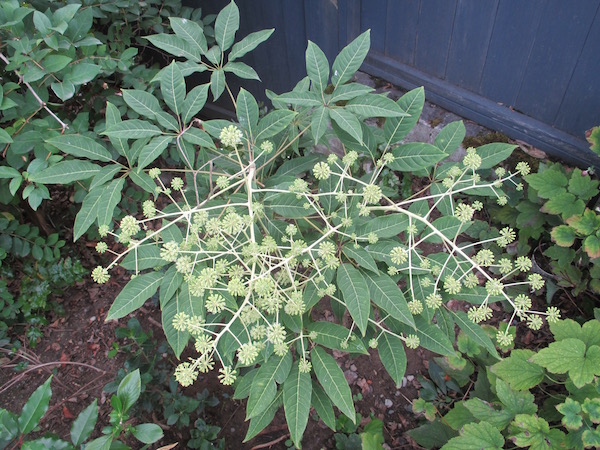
[{"left": 409, "top": 318, "right": 600, "bottom": 449}]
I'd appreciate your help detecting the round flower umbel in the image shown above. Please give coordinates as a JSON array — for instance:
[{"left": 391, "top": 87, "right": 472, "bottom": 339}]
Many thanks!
[{"left": 220, "top": 125, "right": 243, "bottom": 148}]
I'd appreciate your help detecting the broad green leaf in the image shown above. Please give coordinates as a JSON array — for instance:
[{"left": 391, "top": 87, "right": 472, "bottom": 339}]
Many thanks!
[
  {"left": 408, "top": 420, "right": 458, "bottom": 449},
  {"left": 389, "top": 143, "right": 447, "bottom": 171},
  {"left": 210, "top": 69, "right": 225, "bottom": 100},
  {"left": 81, "top": 434, "right": 111, "bottom": 450},
  {"left": 21, "top": 437, "right": 73, "bottom": 450},
  {"left": 159, "top": 265, "right": 183, "bottom": 307},
  {"left": 556, "top": 398, "right": 583, "bottom": 430},
  {"left": 215, "top": 0, "right": 239, "bottom": 51},
  {"left": 267, "top": 193, "right": 310, "bottom": 218},
  {"left": 121, "top": 244, "right": 164, "bottom": 271},
  {"left": 182, "top": 84, "right": 209, "bottom": 125},
  {"left": 229, "top": 29, "right": 274, "bottom": 61},
  {"left": 331, "top": 30, "right": 370, "bottom": 89},
  {"left": 394, "top": 316, "right": 456, "bottom": 357},
  {"left": 0, "top": 166, "right": 20, "bottom": 178},
  {"left": 510, "top": 414, "right": 566, "bottom": 450},
  {"left": 122, "top": 90, "right": 161, "bottom": 120},
  {"left": 566, "top": 209, "right": 600, "bottom": 235},
  {"left": 379, "top": 333, "right": 407, "bottom": 388},
  {"left": 132, "top": 423, "right": 163, "bottom": 444},
  {"left": 96, "top": 178, "right": 125, "bottom": 227},
  {"left": 435, "top": 121, "right": 466, "bottom": 154},
  {"left": 568, "top": 168, "right": 599, "bottom": 200},
  {"left": 463, "top": 398, "right": 513, "bottom": 430},
  {"left": 73, "top": 184, "right": 104, "bottom": 241},
  {"left": 256, "top": 110, "right": 296, "bottom": 140},
  {"left": 274, "top": 91, "right": 323, "bottom": 107},
  {"left": 162, "top": 289, "right": 190, "bottom": 358},
  {"left": 128, "top": 168, "right": 157, "bottom": 194},
  {"left": 45, "top": 135, "right": 112, "bottom": 162},
  {"left": 144, "top": 33, "right": 201, "bottom": 61},
  {"left": 233, "top": 369, "right": 257, "bottom": 400},
  {"left": 384, "top": 87, "right": 425, "bottom": 146},
  {"left": 477, "top": 143, "right": 516, "bottom": 170},
  {"left": 33, "top": 10, "right": 51, "bottom": 34},
  {"left": 283, "top": 363, "right": 312, "bottom": 447},
  {"left": 18, "top": 376, "right": 52, "bottom": 434},
  {"left": 346, "top": 93, "right": 407, "bottom": 118},
  {"left": 223, "top": 61, "right": 260, "bottom": 80},
  {"left": 311, "top": 382, "right": 335, "bottom": 430},
  {"left": 180, "top": 127, "right": 215, "bottom": 149},
  {"left": 244, "top": 392, "right": 281, "bottom": 442},
  {"left": 90, "top": 164, "right": 122, "bottom": 190},
  {"left": 491, "top": 349, "right": 544, "bottom": 391},
  {"left": 496, "top": 379, "right": 536, "bottom": 416},
  {"left": 306, "top": 322, "right": 368, "bottom": 354},
  {"left": 247, "top": 353, "right": 292, "bottom": 419},
  {"left": 342, "top": 243, "right": 378, "bottom": 273},
  {"left": 51, "top": 80, "right": 75, "bottom": 101},
  {"left": 584, "top": 235, "right": 600, "bottom": 258},
  {"left": 311, "top": 347, "right": 355, "bottom": 422},
  {"left": 236, "top": 88, "right": 259, "bottom": 135},
  {"left": 29, "top": 160, "right": 100, "bottom": 184},
  {"left": 531, "top": 339, "right": 600, "bottom": 388},
  {"left": 358, "top": 214, "right": 408, "bottom": 238},
  {"left": 311, "top": 106, "right": 329, "bottom": 143},
  {"left": 551, "top": 225, "right": 576, "bottom": 247},
  {"left": 542, "top": 192, "right": 585, "bottom": 219},
  {"left": 102, "top": 120, "right": 162, "bottom": 139},
  {"left": 450, "top": 310, "right": 499, "bottom": 359},
  {"left": 363, "top": 271, "right": 414, "bottom": 327},
  {"left": 0, "top": 128, "right": 13, "bottom": 144},
  {"left": 137, "top": 136, "right": 173, "bottom": 169},
  {"left": 329, "top": 108, "right": 362, "bottom": 144},
  {"left": 169, "top": 17, "right": 207, "bottom": 54},
  {"left": 70, "top": 400, "right": 97, "bottom": 446},
  {"left": 305, "top": 41, "right": 329, "bottom": 93},
  {"left": 550, "top": 318, "right": 600, "bottom": 348},
  {"left": 117, "top": 369, "right": 141, "bottom": 412},
  {"left": 106, "top": 272, "right": 163, "bottom": 320},
  {"left": 337, "top": 264, "right": 370, "bottom": 335},
  {"left": 329, "top": 83, "right": 374, "bottom": 103},
  {"left": 65, "top": 62, "right": 101, "bottom": 85},
  {"left": 105, "top": 102, "right": 127, "bottom": 157},
  {"left": 525, "top": 170, "right": 568, "bottom": 199},
  {"left": 161, "top": 61, "right": 186, "bottom": 118},
  {"left": 43, "top": 55, "right": 72, "bottom": 73},
  {"left": 441, "top": 421, "right": 504, "bottom": 450}
]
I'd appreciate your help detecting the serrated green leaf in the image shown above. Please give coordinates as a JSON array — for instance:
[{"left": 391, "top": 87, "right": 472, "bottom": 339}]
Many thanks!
[
  {"left": 526, "top": 170, "right": 568, "bottom": 199},
  {"left": 496, "top": 379, "right": 536, "bottom": 416},
  {"left": 45, "top": 135, "right": 112, "bottom": 162},
  {"left": 342, "top": 243, "right": 378, "bottom": 273},
  {"left": 363, "top": 270, "right": 414, "bottom": 327},
  {"left": 247, "top": 353, "right": 292, "bottom": 419},
  {"left": 215, "top": 0, "right": 239, "bottom": 51},
  {"left": 236, "top": 88, "right": 259, "bottom": 135},
  {"left": 435, "top": 121, "right": 466, "bottom": 154},
  {"left": 224, "top": 61, "right": 260, "bottom": 80},
  {"left": 450, "top": 310, "right": 499, "bottom": 359},
  {"left": 510, "top": 414, "right": 566, "bottom": 449},
  {"left": 568, "top": 168, "right": 599, "bottom": 200},
  {"left": 476, "top": 143, "right": 516, "bottom": 170},
  {"left": 106, "top": 272, "right": 162, "bottom": 320},
  {"left": 384, "top": 87, "right": 424, "bottom": 146},
  {"left": 337, "top": 264, "right": 370, "bottom": 336},
  {"left": 306, "top": 322, "right": 368, "bottom": 354},
  {"left": 329, "top": 108, "right": 362, "bottom": 144},
  {"left": 556, "top": 398, "right": 583, "bottom": 430},
  {"left": 96, "top": 178, "right": 124, "bottom": 227},
  {"left": 331, "top": 30, "right": 370, "bottom": 89},
  {"left": 566, "top": 209, "right": 600, "bottom": 235},
  {"left": 311, "top": 106, "right": 329, "bottom": 143},
  {"left": 389, "top": 142, "right": 447, "bottom": 171},
  {"left": 584, "top": 235, "right": 600, "bottom": 258},
  {"left": 144, "top": 33, "right": 201, "bottom": 61},
  {"left": 243, "top": 392, "right": 281, "bottom": 442},
  {"left": 358, "top": 214, "right": 409, "bottom": 238},
  {"left": 169, "top": 17, "right": 207, "bottom": 54},
  {"left": 283, "top": 362, "right": 311, "bottom": 447},
  {"left": 311, "top": 347, "right": 355, "bottom": 422},
  {"left": 378, "top": 333, "right": 407, "bottom": 388},
  {"left": 256, "top": 110, "right": 296, "bottom": 140},
  {"left": 70, "top": 399, "right": 97, "bottom": 446},
  {"left": 550, "top": 318, "right": 600, "bottom": 348},
  {"left": 311, "top": 382, "right": 335, "bottom": 430},
  {"left": 102, "top": 120, "right": 162, "bottom": 139},
  {"left": 161, "top": 61, "right": 186, "bottom": 118},
  {"left": 137, "top": 136, "right": 173, "bottom": 169},
  {"left": 182, "top": 84, "right": 209, "bottom": 125},
  {"left": 121, "top": 244, "right": 164, "bottom": 271},
  {"left": 530, "top": 338, "right": 600, "bottom": 388},
  {"left": 18, "top": 376, "right": 52, "bottom": 434},
  {"left": 210, "top": 69, "right": 225, "bottom": 100},
  {"left": 29, "top": 160, "right": 100, "bottom": 184},
  {"left": 230, "top": 29, "right": 274, "bottom": 61},
  {"left": 305, "top": 41, "right": 329, "bottom": 93},
  {"left": 491, "top": 349, "right": 544, "bottom": 391},
  {"left": 346, "top": 93, "right": 407, "bottom": 118},
  {"left": 463, "top": 398, "right": 513, "bottom": 430},
  {"left": 542, "top": 192, "right": 585, "bottom": 219},
  {"left": 441, "top": 421, "right": 504, "bottom": 450},
  {"left": 551, "top": 225, "right": 577, "bottom": 247}
]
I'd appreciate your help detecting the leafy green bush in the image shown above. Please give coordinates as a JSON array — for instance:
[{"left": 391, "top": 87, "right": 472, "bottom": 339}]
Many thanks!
[
  {"left": 0, "top": 369, "right": 163, "bottom": 449},
  {"left": 409, "top": 318, "right": 600, "bottom": 449},
  {"left": 3, "top": 1, "right": 563, "bottom": 446}
]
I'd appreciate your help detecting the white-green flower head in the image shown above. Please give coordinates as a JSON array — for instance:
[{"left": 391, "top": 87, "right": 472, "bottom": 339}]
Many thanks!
[
  {"left": 405, "top": 334, "right": 420, "bottom": 349},
  {"left": 463, "top": 147, "right": 482, "bottom": 170},
  {"left": 467, "top": 305, "right": 493, "bottom": 323},
  {"left": 220, "top": 124, "right": 243, "bottom": 148},
  {"left": 527, "top": 314, "right": 543, "bottom": 330},
  {"left": 515, "top": 256, "right": 532, "bottom": 272},
  {"left": 498, "top": 227, "right": 516, "bottom": 247},
  {"left": 390, "top": 246, "right": 408, "bottom": 265},
  {"left": 496, "top": 331, "right": 513, "bottom": 347},
  {"left": 171, "top": 177, "right": 184, "bottom": 191},
  {"left": 528, "top": 273, "right": 545, "bottom": 290},
  {"left": 120, "top": 215, "right": 140, "bottom": 237},
  {"left": 362, "top": 184, "right": 382, "bottom": 204},
  {"left": 91, "top": 266, "right": 110, "bottom": 284},
  {"left": 455, "top": 203, "right": 475, "bottom": 223},
  {"left": 160, "top": 241, "right": 179, "bottom": 262},
  {"left": 475, "top": 249, "right": 495, "bottom": 267},
  {"left": 448, "top": 166, "right": 462, "bottom": 178},
  {"left": 299, "top": 358, "right": 312, "bottom": 374},
  {"left": 515, "top": 161, "right": 531, "bottom": 176},
  {"left": 175, "top": 362, "right": 198, "bottom": 387},
  {"left": 237, "top": 342, "right": 260, "bottom": 365},
  {"left": 408, "top": 299, "right": 423, "bottom": 315},
  {"left": 546, "top": 306, "right": 560, "bottom": 323},
  {"left": 260, "top": 140, "right": 274, "bottom": 154},
  {"left": 425, "top": 293, "right": 443, "bottom": 309},
  {"left": 219, "top": 366, "right": 237, "bottom": 385},
  {"left": 313, "top": 161, "right": 331, "bottom": 180},
  {"left": 216, "top": 175, "right": 230, "bottom": 190},
  {"left": 148, "top": 167, "right": 162, "bottom": 179},
  {"left": 95, "top": 242, "right": 108, "bottom": 254},
  {"left": 142, "top": 200, "right": 156, "bottom": 218},
  {"left": 342, "top": 150, "right": 358, "bottom": 166},
  {"left": 443, "top": 276, "right": 462, "bottom": 295}
]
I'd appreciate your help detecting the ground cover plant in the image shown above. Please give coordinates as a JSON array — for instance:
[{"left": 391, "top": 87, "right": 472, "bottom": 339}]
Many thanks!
[{"left": 4, "top": 0, "right": 598, "bottom": 448}]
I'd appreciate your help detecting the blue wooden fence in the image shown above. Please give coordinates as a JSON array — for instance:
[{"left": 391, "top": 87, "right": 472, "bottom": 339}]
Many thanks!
[{"left": 198, "top": 1, "right": 600, "bottom": 167}]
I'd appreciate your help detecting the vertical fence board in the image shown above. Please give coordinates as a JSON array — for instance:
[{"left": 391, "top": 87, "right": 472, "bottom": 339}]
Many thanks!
[
  {"left": 414, "top": 0, "right": 457, "bottom": 79},
  {"left": 479, "top": 0, "right": 545, "bottom": 105},
  {"left": 384, "top": 0, "right": 419, "bottom": 65},
  {"left": 515, "top": 0, "right": 598, "bottom": 124},
  {"left": 445, "top": 0, "right": 498, "bottom": 89},
  {"left": 554, "top": 5, "right": 600, "bottom": 138},
  {"left": 360, "top": 0, "right": 387, "bottom": 53},
  {"left": 304, "top": 0, "right": 339, "bottom": 66}
]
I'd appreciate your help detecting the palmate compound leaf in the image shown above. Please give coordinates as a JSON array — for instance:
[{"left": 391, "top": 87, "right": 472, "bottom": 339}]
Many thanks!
[
  {"left": 311, "top": 346, "right": 356, "bottom": 422},
  {"left": 530, "top": 338, "right": 600, "bottom": 388},
  {"left": 106, "top": 272, "right": 163, "bottom": 321},
  {"left": 383, "top": 87, "right": 425, "bottom": 145},
  {"left": 247, "top": 352, "right": 292, "bottom": 419},
  {"left": 331, "top": 29, "right": 370, "bottom": 89},
  {"left": 305, "top": 41, "right": 329, "bottom": 94},
  {"left": 214, "top": 0, "right": 239, "bottom": 51},
  {"left": 388, "top": 142, "right": 448, "bottom": 172},
  {"left": 311, "top": 382, "right": 336, "bottom": 431},
  {"left": 362, "top": 270, "right": 414, "bottom": 327},
  {"left": 440, "top": 421, "right": 504, "bottom": 450},
  {"left": 336, "top": 264, "right": 370, "bottom": 336},
  {"left": 378, "top": 332, "right": 407, "bottom": 388},
  {"left": 45, "top": 135, "right": 112, "bottom": 162}
]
